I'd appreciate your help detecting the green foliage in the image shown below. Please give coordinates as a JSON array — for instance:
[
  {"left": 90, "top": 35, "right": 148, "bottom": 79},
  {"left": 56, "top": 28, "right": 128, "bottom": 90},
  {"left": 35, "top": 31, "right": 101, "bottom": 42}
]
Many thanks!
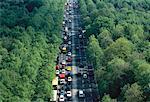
[
  {"left": 95, "top": 58, "right": 130, "bottom": 97},
  {"left": 87, "top": 35, "right": 104, "bottom": 69},
  {"left": 122, "top": 83, "right": 144, "bottom": 102},
  {"left": 132, "top": 60, "right": 150, "bottom": 98},
  {"left": 105, "top": 38, "right": 134, "bottom": 62},
  {"left": 0, "top": 0, "right": 65, "bottom": 101},
  {"left": 107, "top": 58, "right": 129, "bottom": 81},
  {"left": 97, "top": 29, "right": 113, "bottom": 49},
  {"left": 102, "top": 94, "right": 117, "bottom": 102},
  {"left": 79, "top": 0, "right": 150, "bottom": 101}
]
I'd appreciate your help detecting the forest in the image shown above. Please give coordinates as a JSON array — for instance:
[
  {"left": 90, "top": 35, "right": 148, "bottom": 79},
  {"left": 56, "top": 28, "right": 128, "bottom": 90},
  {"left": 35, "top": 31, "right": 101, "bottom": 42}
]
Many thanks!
[
  {"left": 0, "top": 0, "right": 65, "bottom": 101},
  {"left": 79, "top": 0, "right": 150, "bottom": 101}
]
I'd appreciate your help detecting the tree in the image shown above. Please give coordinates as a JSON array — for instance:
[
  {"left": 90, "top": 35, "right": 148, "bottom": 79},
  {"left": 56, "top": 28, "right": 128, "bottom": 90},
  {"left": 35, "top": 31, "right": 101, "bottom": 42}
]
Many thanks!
[
  {"left": 102, "top": 94, "right": 117, "bottom": 102},
  {"left": 87, "top": 35, "right": 104, "bottom": 69},
  {"left": 134, "top": 61, "right": 150, "bottom": 92},
  {"left": 107, "top": 58, "right": 129, "bottom": 81},
  {"left": 113, "top": 24, "right": 125, "bottom": 40},
  {"left": 79, "top": 0, "right": 150, "bottom": 101},
  {"left": 92, "top": 16, "right": 114, "bottom": 35},
  {"left": 105, "top": 37, "right": 134, "bottom": 62},
  {"left": 0, "top": 0, "right": 65, "bottom": 101},
  {"left": 95, "top": 58, "right": 130, "bottom": 97},
  {"left": 122, "top": 83, "right": 144, "bottom": 102},
  {"left": 98, "top": 29, "right": 113, "bottom": 49},
  {"left": 143, "top": 47, "right": 150, "bottom": 62}
]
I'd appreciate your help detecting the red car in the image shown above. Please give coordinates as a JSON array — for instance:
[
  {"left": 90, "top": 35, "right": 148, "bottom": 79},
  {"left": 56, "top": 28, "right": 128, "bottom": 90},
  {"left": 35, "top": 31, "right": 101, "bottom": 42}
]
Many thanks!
[
  {"left": 59, "top": 74, "right": 65, "bottom": 79},
  {"left": 67, "top": 57, "right": 72, "bottom": 62},
  {"left": 55, "top": 65, "right": 60, "bottom": 70}
]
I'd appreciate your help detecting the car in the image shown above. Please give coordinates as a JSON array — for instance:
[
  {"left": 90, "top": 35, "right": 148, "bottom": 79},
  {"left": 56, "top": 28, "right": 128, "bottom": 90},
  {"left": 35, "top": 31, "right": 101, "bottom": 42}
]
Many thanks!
[
  {"left": 59, "top": 79, "right": 66, "bottom": 84},
  {"left": 66, "top": 12, "right": 69, "bottom": 15},
  {"left": 62, "top": 21, "right": 65, "bottom": 25},
  {"left": 81, "top": 46, "right": 86, "bottom": 49},
  {"left": 88, "top": 71, "right": 94, "bottom": 76},
  {"left": 60, "top": 90, "right": 65, "bottom": 96},
  {"left": 76, "top": 57, "right": 81, "bottom": 62},
  {"left": 65, "top": 27, "right": 68, "bottom": 32},
  {"left": 67, "top": 76, "right": 72, "bottom": 85},
  {"left": 69, "top": 19, "right": 72, "bottom": 23},
  {"left": 68, "top": 52, "right": 72, "bottom": 56},
  {"left": 55, "top": 65, "right": 60, "bottom": 70},
  {"left": 79, "top": 34, "right": 82, "bottom": 38},
  {"left": 79, "top": 63, "right": 84, "bottom": 68},
  {"left": 61, "top": 69, "right": 66, "bottom": 74},
  {"left": 64, "top": 36, "right": 67, "bottom": 40},
  {"left": 88, "top": 65, "right": 93, "bottom": 69},
  {"left": 83, "top": 73, "right": 87, "bottom": 79},
  {"left": 67, "top": 46, "right": 72, "bottom": 52},
  {"left": 68, "top": 76, "right": 72, "bottom": 82},
  {"left": 78, "top": 90, "right": 85, "bottom": 98},
  {"left": 62, "top": 60, "right": 66, "bottom": 65},
  {"left": 66, "top": 91, "right": 72, "bottom": 97},
  {"left": 66, "top": 57, "right": 72, "bottom": 62},
  {"left": 67, "top": 63, "right": 72, "bottom": 66},
  {"left": 59, "top": 95, "right": 65, "bottom": 102},
  {"left": 62, "top": 47, "right": 67, "bottom": 53},
  {"left": 82, "top": 57, "right": 86, "bottom": 61},
  {"left": 66, "top": 66, "right": 72, "bottom": 71},
  {"left": 56, "top": 70, "right": 59, "bottom": 75},
  {"left": 80, "top": 40, "right": 84, "bottom": 44},
  {"left": 65, "top": 85, "right": 71, "bottom": 91},
  {"left": 68, "top": 41, "right": 71, "bottom": 45},
  {"left": 75, "top": 45, "right": 80, "bottom": 50}
]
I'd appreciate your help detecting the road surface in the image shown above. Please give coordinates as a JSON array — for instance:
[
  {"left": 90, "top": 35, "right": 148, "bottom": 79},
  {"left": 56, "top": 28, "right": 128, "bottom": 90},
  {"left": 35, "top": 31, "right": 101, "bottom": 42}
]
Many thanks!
[{"left": 55, "top": 0, "right": 99, "bottom": 101}]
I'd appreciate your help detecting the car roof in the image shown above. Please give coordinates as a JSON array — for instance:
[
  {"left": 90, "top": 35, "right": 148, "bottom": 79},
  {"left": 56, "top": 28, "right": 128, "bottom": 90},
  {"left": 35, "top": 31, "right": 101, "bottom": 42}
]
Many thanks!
[
  {"left": 79, "top": 90, "right": 83, "bottom": 93},
  {"left": 60, "top": 95, "right": 64, "bottom": 97}
]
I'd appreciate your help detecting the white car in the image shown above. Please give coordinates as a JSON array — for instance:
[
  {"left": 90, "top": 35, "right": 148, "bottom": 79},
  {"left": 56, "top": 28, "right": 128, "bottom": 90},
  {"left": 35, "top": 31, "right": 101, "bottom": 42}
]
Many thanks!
[
  {"left": 79, "top": 34, "right": 82, "bottom": 38},
  {"left": 66, "top": 91, "right": 72, "bottom": 97},
  {"left": 64, "top": 36, "right": 67, "bottom": 40},
  {"left": 68, "top": 52, "right": 72, "bottom": 56},
  {"left": 69, "top": 19, "right": 72, "bottom": 23},
  {"left": 83, "top": 73, "right": 87, "bottom": 79},
  {"left": 62, "top": 60, "right": 66, "bottom": 65},
  {"left": 61, "top": 69, "right": 66, "bottom": 74},
  {"left": 68, "top": 41, "right": 71, "bottom": 45},
  {"left": 78, "top": 90, "right": 85, "bottom": 98},
  {"left": 56, "top": 70, "right": 59, "bottom": 75},
  {"left": 66, "top": 12, "right": 69, "bottom": 15},
  {"left": 60, "top": 79, "right": 66, "bottom": 84},
  {"left": 63, "top": 21, "right": 65, "bottom": 25},
  {"left": 59, "top": 95, "right": 65, "bottom": 102},
  {"left": 68, "top": 77, "right": 72, "bottom": 82}
]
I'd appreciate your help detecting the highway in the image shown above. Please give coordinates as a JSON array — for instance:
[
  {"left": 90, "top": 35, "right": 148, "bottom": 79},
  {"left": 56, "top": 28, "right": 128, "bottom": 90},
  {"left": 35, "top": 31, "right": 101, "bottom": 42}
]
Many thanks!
[{"left": 54, "top": 0, "right": 99, "bottom": 101}]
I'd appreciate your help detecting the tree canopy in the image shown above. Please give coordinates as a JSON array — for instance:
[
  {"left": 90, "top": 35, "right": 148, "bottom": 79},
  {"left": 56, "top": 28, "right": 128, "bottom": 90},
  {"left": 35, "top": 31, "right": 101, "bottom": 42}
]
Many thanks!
[
  {"left": 0, "top": 0, "right": 65, "bottom": 101},
  {"left": 79, "top": 0, "right": 150, "bottom": 101}
]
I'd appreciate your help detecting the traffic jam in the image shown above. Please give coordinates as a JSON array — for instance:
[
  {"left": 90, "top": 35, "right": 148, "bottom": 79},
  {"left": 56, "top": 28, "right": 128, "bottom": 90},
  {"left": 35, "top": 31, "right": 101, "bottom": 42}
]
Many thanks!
[
  {"left": 51, "top": 1, "right": 77, "bottom": 102},
  {"left": 51, "top": 0, "right": 98, "bottom": 102}
]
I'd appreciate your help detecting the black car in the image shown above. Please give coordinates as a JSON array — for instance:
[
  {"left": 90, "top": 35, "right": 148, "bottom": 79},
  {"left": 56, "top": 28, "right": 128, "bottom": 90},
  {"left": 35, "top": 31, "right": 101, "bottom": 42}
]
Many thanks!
[
  {"left": 65, "top": 84, "right": 72, "bottom": 91},
  {"left": 79, "top": 63, "right": 84, "bottom": 68}
]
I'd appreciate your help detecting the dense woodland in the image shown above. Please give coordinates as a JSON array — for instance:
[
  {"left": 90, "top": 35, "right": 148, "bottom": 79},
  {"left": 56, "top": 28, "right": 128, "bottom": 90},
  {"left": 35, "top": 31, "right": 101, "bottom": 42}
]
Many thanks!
[
  {"left": 0, "top": 0, "right": 65, "bottom": 101},
  {"left": 79, "top": 0, "right": 150, "bottom": 101}
]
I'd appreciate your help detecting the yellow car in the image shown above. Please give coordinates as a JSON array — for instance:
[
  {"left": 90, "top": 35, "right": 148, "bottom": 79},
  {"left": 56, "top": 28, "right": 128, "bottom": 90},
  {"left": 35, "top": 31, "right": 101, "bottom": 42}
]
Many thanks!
[
  {"left": 66, "top": 66, "right": 72, "bottom": 71},
  {"left": 62, "top": 47, "right": 67, "bottom": 53}
]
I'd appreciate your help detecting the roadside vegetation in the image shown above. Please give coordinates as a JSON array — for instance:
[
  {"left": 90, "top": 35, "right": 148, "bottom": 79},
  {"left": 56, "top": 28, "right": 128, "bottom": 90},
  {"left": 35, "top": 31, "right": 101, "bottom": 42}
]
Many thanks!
[
  {"left": 79, "top": 0, "right": 150, "bottom": 101},
  {"left": 0, "top": 0, "right": 65, "bottom": 101}
]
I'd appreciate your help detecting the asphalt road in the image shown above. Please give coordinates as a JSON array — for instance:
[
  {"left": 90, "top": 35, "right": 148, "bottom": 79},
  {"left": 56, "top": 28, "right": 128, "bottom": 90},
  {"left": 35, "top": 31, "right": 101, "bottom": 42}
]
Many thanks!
[{"left": 56, "top": 0, "right": 99, "bottom": 101}]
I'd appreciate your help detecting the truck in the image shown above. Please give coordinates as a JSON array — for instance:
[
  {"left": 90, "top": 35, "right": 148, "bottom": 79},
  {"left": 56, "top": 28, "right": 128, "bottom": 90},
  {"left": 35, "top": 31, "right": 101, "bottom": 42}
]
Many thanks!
[
  {"left": 65, "top": 27, "right": 68, "bottom": 32},
  {"left": 50, "top": 90, "right": 57, "bottom": 102},
  {"left": 52, "top": 77, "right": 58, "bottom": 90}
]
